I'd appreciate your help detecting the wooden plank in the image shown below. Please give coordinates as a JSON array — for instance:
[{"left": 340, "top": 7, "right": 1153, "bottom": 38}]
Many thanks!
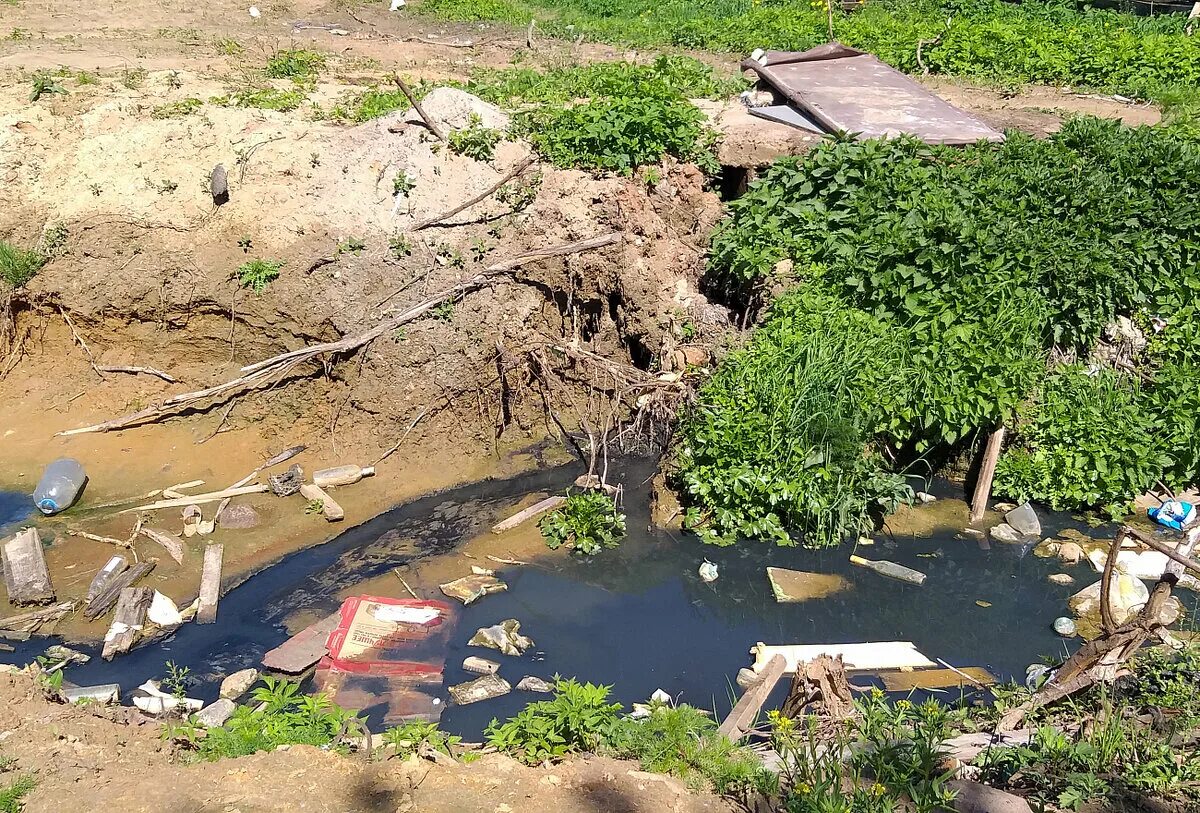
[
  {"left": 84, "top": 560, "right": 156, "bottom": 620},
  {"left": 719, "top": 654, "right": 787, "bottom": 741},
  {"left": 0, "top": 601, "right": 77, "bottom": 635},
  {"left": 101, "top": 587, "right": 153, "bottom": 660},
  {"left": 2, "top": 529, "right": 54, "bottom": 605},
  {"left": 262, "top": 611, "right": 341, "bottom": 674},
  {"left": 970, "top": 425, "right": 1006, "bottom": 523},
  {"left": 300, "top": 484, "right": 343, "bottom": 522},
  {"left": 751, "top": 641, "right": 935, "bottom": 675},
  {"left": 492, "top": 495, "right": 566, "bottom": 534},
  {"left": 197, "top": 544, "right": 223, "bottom": 624},
  {"left": 880, "top": 667, "right": 996, "bottom": 692},
  {"left": 118, "top": 484, "right": 268, "bottom": 514}
]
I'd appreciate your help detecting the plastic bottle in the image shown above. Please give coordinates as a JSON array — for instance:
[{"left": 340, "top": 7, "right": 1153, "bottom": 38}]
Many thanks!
[
  {"left": 848, "top": 554, "right": 926, "bottom": 586},
  {"left": 33, "top": 457, "right": 87, "bottom": 515},
  {"left": 312, "top": 464, "right": 375, "bottom": 488}
]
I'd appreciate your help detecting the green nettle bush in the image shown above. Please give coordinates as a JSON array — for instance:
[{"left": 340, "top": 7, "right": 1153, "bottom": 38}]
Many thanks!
[
  {"left": 680, "top": 118, "right": 1200, "bottom": 544},
  {"left": 539, "top": 491, "right": 627, "bottom": 555}
]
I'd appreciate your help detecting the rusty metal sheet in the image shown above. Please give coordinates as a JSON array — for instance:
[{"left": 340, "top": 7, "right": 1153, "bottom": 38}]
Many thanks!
[{"left": 743, "top": 43, "right": 1004, "bottom": 145}]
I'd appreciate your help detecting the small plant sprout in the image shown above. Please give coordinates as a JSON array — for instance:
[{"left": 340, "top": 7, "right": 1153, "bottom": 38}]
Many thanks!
[
  {"left": 163, "top": 661, "right": 191, "bottom": 699},
  {"left": 388, "top": 234, "right": 413, "bottom": 258},
  {"left": 237, "top": 236, "right": 253, "bottom": 253},
  {"left": 337, "top": 236, "right": 366, "bottom": 255},
  {"left": 447, "top": 113, "right": 502, "bottom": 162},
  {"left": 236, "top": 259, "right": 283, "bottom": 293},
  {"left": 304, "top": 499, "right": 324, "bottom": 515},
  {"left": 392, "top": 171, "right": 416, "bottom": 197},
  {"left": 29, "top": 71, "right": 66, "bottom": 102}
]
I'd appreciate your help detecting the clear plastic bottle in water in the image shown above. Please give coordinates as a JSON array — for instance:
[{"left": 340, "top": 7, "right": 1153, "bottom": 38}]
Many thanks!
[{"left": 33, "top": 458, "right": 87, "bottom": 515}]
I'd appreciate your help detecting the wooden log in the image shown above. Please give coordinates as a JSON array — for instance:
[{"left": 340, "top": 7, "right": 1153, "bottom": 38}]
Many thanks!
[
  {"left": 409, "top": 155, "right": 537, "bottom": 231},
  {"left": 0, "top": 601, "right": 77, "bottom": 634},
  {"left": 970, "top": 425, "right": 1006, "bottom": 523},
  {"left": 101, "top": 587, "right": 153, "bottom": 660},
  {"left": 141, "top": 528, "right": 185, "bottom": 565},
  {"left": 119, "top": 484, "right": 268, "bottom": 514},
  {"left": 84, "top": 560, "right": 156, "bottom": 620},
  {"left": 881, "top": 666, "right": 996, "bottom": 692},
  {"left": 2, "top": 529, "right": 54, "bottom": 605},
  {"left": 719, "top": 654, "right": 787, "bottom": 741},
  {"left": 262, "top": 611, "right": 340, "bottom": 673},
  {"left": 492, "top": 495, "right": 566, "bottom": 533},
  {"left": 197, "top": 544, "right": 223, "bottom": 624},
  {"left": 300, "top": 484, "right": 343, "bottom": 522}
]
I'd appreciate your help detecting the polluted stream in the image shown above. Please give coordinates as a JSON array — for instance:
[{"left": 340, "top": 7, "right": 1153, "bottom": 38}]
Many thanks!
[{"left": 1, "top": 460, "right": 1177, "bottom": 739}]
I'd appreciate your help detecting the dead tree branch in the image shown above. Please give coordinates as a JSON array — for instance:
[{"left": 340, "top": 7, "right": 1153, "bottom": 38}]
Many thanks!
[
  {"left": 60, "top": 308, "right": 103, "bottom": 378},
  {"left": 392, "top": 74, "right": 447, "bottom": 142},
  {"left": 486, "top": 232, "right": 623, "bottom": 272},
  {"left": 408, "top": 155, "right": 537, "bottom": 231},
  {"left": 96, "top": 365, "right": 177, "bottom": 383}
]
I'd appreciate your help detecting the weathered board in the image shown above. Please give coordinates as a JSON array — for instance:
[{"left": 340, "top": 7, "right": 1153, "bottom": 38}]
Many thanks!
[
  {"left": 0, "top": 601, "right": 77, "bottom": 635},
  {"left": 2, "top": 529, "right": 54, "bottom": 605},
  {"left": 197, "top": 544, "right": 223, "bottom": 624},
  {"left": 101, "top": 587, "right": 153, "bottom": 660},
  {"left": 262, "top": 611, "right": 341, "bottom": 674},
  {"left": 719, "top": 654, "right": 787, "bottom": 742},
  {"left": 85, "top": 561, "right": 156, "bottom": 620},
  {"left": 299, "top": 484, "right": 343, "bottom": 522},
  {"left": 492, "top": 495, "right": 566, "bottom": 533},
  {"left": 880, "top": 667, "right": 996, "bottom": 692},
  {"left": 751, "top": 641, "right": 935, "bottom": 674}
]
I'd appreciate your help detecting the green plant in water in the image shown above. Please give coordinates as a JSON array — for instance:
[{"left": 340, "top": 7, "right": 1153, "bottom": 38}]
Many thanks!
[
  {"left": 539, "top": 491, "right": 626, "bottom": 555},
  {"left": 486, "top": 677, "right": 623, "bottom": 764},
  {"left": 236, "top": 259, "right": 283, "bottom": 293},
  {"left": 448, "top": 113, "right": 502, "bottom": 162},
  {"left": 163, "top": 660, "right": 191, "bottom": 700}
]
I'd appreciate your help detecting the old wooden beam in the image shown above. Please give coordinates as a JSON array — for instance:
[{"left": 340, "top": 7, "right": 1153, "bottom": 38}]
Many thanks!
[
  {"left": 881, "top": 666, "right": 996, "bottom": 692},
  {"left": 101, "top": 586, "right": 154, "bottom": 660},
  {"left": 0, "top": 601, "right": 77, "bottom": 635},
  {"left": 197, "top": 544, "right": 223, "bottom": 624},
  {"left": 84, "top": 560, "right": 156, "bottom": 620},
  {"left": 2, "top": 528, "right": 54, "bottom": 605},
  {"left": 262, "top": 611, "right": 341, "bottom": 674},
  {"left": 492, "top": 495, "right": 566, "bottom": 534},
  {"left": 718, "top": 654, "right": 787, "bottom": 742},
  {"left": 299, "top": 484, "right": 343, "bottom": 522},
  {"left": 969, "top": 425, "right": 1006, "bottom": 524}
]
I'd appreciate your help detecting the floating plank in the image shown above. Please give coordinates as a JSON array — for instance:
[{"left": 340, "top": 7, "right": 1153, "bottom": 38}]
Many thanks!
[
  {"left": 719, "top": 654, "right": 787, "bottom": 742},
  {"left": 880, "top": 667, "right": 996, "bottom": 692},
  {"left": 101, "top": 587, "right": 153, "bottom": 660},
  {"left": 492, "top": 495, "right": 566, "bottom": 534},
  {"left": 2, "top": 529, "right": 54, "bottom": 605},
  {"left": 84, "top": 560, "right": 156, "bottom": 620},
  {"left": 300, "top": 484, "right": 343, "bottom": 522},
  {"left": 0, "top": 601, "right": 77, "bottom": 635},
  {"left": 262, "top": 611, "right": 341, "bottom": 674},
  {"left": 751, "top": 642, "right": 935, "bottom": 675},
  {"left": 197, "top": 544, "right": 223, "bottom": 624}
]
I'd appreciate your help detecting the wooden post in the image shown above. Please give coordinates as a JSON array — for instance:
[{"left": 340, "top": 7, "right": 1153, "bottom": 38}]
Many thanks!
[
  {"left": 197, "top": 544, "right": 223, "bottom": 624},
  {"left": 2, "top": 529, "right": 54, "bottom": 605},
  {"left": 101, "top": 587, "right": 153, "bottom": 660},
  {"left": 718, "top": 654, "right": 787, "bottom": 741},
  {"left": 85, "top": 561, "right": 156, "bottom": 620},
  {"left": 970, "top": 425, "right": 1006, "bottom": 523}
]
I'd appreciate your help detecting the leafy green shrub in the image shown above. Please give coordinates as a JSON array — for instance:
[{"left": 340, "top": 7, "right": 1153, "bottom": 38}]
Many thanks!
[
  {"left": 381, "top": 721, "right": 460, "bottom": 758},
  {"left": 486, "top": 677, "right": 622, "bottom": 764},
  {"left": 151, "top": 97, "right": 203, "bottom": 118},
  {"left": 179, "top": 678, "right": 362, "bottom": 761},
  {"left": 0, "top": 775, "right": 35, "bottom": 813},
  {"left": 539, "top": 491, "right": 627, "bottom": 555},
  {"left": 29, "top": 71, "right": 65, "bottom": 102},
  {"left": 606, "top": 704, "right": 767, "bottom": 794},
  {"left": 448, "top": 113, "right": 502, "bottom": 161},
  {"left": 265, "top": 48, "right": 326, "bottom": 80},
  {"left": 994, "top": 367, "right": 1164, "bottom": 515},
  {"left": 236, "top": 259, "right": 283, "bottom": 292},
  {"left": 0, "top": 241, "right": 46, "bottom": 287},
  {"left": 235, "top": 86, "right": 306, "bottom": 111}
]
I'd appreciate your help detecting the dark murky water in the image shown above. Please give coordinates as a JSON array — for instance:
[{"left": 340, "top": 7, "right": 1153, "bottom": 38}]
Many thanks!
[
  {"left": 0, "top": 490, "right": 33, "bottom": 532},
  {"left": 3, "top": 464, "right": 1185, "bottom": 739}
]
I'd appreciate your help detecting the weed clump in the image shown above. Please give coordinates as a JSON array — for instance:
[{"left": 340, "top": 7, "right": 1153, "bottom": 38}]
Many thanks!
[
  {"left": 236, "top": 259, "right": 283, "bottom": 292},
  {"left": 0, "top": 241, "right": 47, "bottom": 288},
  {"left": 265, "top": 48, "right": 326, "bottom": 80},
  {"left": 539, "top": 491, "right": 627, "bottom": 555}
]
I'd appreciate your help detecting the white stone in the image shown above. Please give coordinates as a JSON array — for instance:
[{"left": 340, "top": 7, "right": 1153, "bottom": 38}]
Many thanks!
[
  {"left": 220, "top": 668, "right": 259, "bottom": 700},
  {"left": 195, "top": 698, "right": 236, "bottom": 728}
]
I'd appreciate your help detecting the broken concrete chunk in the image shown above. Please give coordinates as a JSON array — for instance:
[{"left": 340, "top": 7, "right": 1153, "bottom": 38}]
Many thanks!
[
  {"left": 217, "top": 503, "right": 260, "bottom": 529},
  {"left": 439, "top": 574, "right": 507, "bottom": 605},
  {"left": 946, "top": 779, "right": 1033, "bottom": 813},
  {"left": 44, "top": 644, "right": 90, "bottom": 666},
  {"left": 195, "top": 698, "right": 236, "bottom": 728},
  {"left": 1069, "top": 575, "right": 1149, "bottom": 626},
  {"left": 1004, "top": 502, "right": 1041, "bottom": 537},
  {"left": 220, "top": 668, "right": 260, "bottom": 700},
  {"left": 515, "top": 676, "right": 553, "bottom": 693},
  {"left": 462, "top": 656, "right": 500, "bottom": 675},
  {"left": 469, "top": 619, "right": 533, "bottom": 656},
  {"left": 130, "top": 680, "right": 203, "bottom": 716},
  {"left": 766, "top": 567, "right": 849, "bottom": 603},
  {"left": 449, "top": 674, "right": 511, "bottom": 705},
  {"left": 269, "top": 465, "right": 304, "bottom": 497},
  {"left": 1057, "top": 542, "right": 1085, "bottom": 565},
  {"left": 62, "top": 684, "right": 120, "bottom": 704},
  {"left": 989, "top": 523, "right": 1024, "bottom": 544}
]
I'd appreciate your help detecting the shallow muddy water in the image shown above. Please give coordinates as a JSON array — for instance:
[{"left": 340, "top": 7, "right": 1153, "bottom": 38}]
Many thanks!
[{"left": 4, "top": 461, "right": 1191, "bottom": 739}]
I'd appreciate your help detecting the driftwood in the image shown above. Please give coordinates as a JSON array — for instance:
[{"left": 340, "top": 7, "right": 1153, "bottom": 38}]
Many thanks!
[
  {"left": 2, "top": 529, "right": 54, "bottom": 605},
  {"left": 0, "top": 601, "right": 77, "bottom": 634},
  {"left": 408, "top": 155, "right": 537, "bottom": 231},
  {"left": 998, "top": 525, "right": 1199, "bottom": 731},
  {"left": 486, "top": 233, "right": 622, "bottom": 273},
  {"left": 392, "top": 74, "right": 446, "bottom": 141},
  {"left": 96, "top": 365, "right": 177, "bottom": 383},
  {"left": 719, "top": 654, "right": 787, "bottom": 742},
  {"left": 779, "top": 655, "right": 853, "bottom": 720},
  {"left": 970, "top": 425, "right": 1005, "bottom": 523},
  {"left": 492, "top": 495, "right": 566, "bottom": 533},
  {"left": 140, "top": 528, "right": 185, "bottom": 564},
  {"left": 119, "top": 484, "right": 268, "bottom": 513},
  {"left": 101, "top": 587, "right": 153, "bottom": 660},
  {"left": 84, "top": 560, "right": 156, "bottom": 620},
  {"left": 197, "top": 543, "right": 223, "bottom": 624}
]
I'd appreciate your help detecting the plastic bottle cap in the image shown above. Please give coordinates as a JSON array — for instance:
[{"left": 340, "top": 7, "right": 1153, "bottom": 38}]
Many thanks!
[{"left": 362, "top": 466, "right": 376, "bottom": 477}]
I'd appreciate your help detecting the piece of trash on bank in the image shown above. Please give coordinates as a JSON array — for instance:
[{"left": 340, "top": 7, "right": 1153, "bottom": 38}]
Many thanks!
[
  {"left": 915, "top": 491, "right": 936, "bottom": 504},
  {"left": 1087, "top": 548, "right": 1169, "bottom": 580},
  {"left": 849, "top": 555, "right": 926, "bottom": 586},
  {"left": 300, "top": 483, "right": 343, "bottom": 521},
  {"left": 43, "top": 644, "right": 89, "bottom": 668},
  {"left": 2, "top": 528, "right": 55, "bottom": 605},
  {"left": 1053, "top": 617, "right": 1077, "bottom": 637},
  {"left": 1068, "top": 575, "right": 1149, "bottom": 627},
  {"left": 470, "top": 565, "right": 495, "bottom": 576},
  {"left": 469, "top": 619, "right": 533, "bottom": 656},
  {"left": 492, "top": 495, "right": 567, "bottom": 534},
  {"left": 1149, "top": 499, "right": 1196, "bottom": 531},
  {"left": 516, "top": 675, "right": 553, "bottom": 693},
  {"left": 84, "top": 560, "right": 156, "bottom": 620},
  {"left": 750, "top": 641, "right": 934, "bottom": 675},
  {"left": 62, "top": 683, "right": 119, "bottom": 704},
  {"left": 440, "top": 574, "right": 507, "bottom": 605},
  {"left": 463, "top": 656, "right": 500, "bottom": 675},
  {"left": 147, "top": 591, "right": 183, "bottom": 627},
  {"left": 698, "top": 560, "right": 719, "bottom": 583},
  {"left": 313, "top": 464, "right": 375, "bottom": 489},
  {"left": 1025, "top": 664, "right": 1052, "bottom": 690},
  {"left": 449, "top": 674, "right": 511, "bottom": 705},
  {"left": 86, "top": 556, "right": 128, "bottom": 604},
  {"left": 34, "top": 458, "right": 87, "bottom": 515},
  {"left": 879, "top": 666, "right": 995, "bottom": 692},
  {"left": 1004, "top": 502, "right": 1041, "bottom": 537},
  {"left": 766, "top": 567, "right": 849, "bottom": 602},
  {"left": 269, "top": 464, "right": 304, "bottom": 497},
  {"left": 141, "top": 528, "right": 185, "bottom": 564},
  {"left": 195, "top": 698, "right": 236, "bottom": 728},
  {"left": 220, "top": 668, "right": 259, "bottom": 700},
  {"left": 131, "top": 679, "right": 203, "bottom": 715}
]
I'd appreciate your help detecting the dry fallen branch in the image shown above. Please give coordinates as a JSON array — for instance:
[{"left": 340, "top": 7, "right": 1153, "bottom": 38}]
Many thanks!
[
  {"left": 96, "top": 365, "right": 177, "bottom": 383},
  {"left": 486, "top": 232, "right": 622, "bottom": 272},
  {"left": 60, "top": 307, "right": 103, "bottom": 378},
  {"left": 409, "top": 155, "right": 537, "bottom": 231},
  {"left": 392, "top": 74, "right": 447, "bottom": 142}
]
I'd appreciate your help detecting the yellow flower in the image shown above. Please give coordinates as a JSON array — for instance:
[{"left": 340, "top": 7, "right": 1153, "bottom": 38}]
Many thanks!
[{"left": 871, "top": 783, "right": 887, "bottom": 797}]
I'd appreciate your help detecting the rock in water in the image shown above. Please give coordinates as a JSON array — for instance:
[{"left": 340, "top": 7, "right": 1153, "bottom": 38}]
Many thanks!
[
  {"left": 1048, "top": 573, "right": 1075, "bottom": 586},
  {"left": 1004, "top": 502, "right": 1041, "bottom": 537},
  {"left": 220, "top": 668, "right": 259, "bottom": 700},
  {"left": 210, "top": 164, "right": 229, "bottom": 205},
  {"left": 516, "top": 676, "right": 553, "bottom": 693},
  {"left": 195, "top": 698, "right": 236, "bottom": 728},
  {"left": 989, "top": 523, "right": 1024, "bottom": 544},
  {"left": 1057, "top": 542, "right": 1085, "bottom": 565},
  {"left": 269, "top": 465, "right": 304, "bottom": 497},
  {"left": 449, "top": 674, "right": 511, "bottom": 705},
  {"left": 1053, "top": 617, "right": 1077, "bottom": 637},
  {"left": 766, "top": 567, "right": 850, "bottom": 603},
  {"left": 468, "top": 619, "right": 533, "bottom": 656}
]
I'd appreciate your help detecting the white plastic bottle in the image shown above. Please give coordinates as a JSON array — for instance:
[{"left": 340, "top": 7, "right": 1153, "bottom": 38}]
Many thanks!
[
  {"left": 33, "top": 457, "right": 87, "bottom": 515},
  {"left": 312, "top": 465, "right": 375, "bottom": 488}
]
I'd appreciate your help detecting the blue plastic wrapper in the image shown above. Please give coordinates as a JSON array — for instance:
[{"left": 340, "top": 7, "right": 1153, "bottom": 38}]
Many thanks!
[{"left": 1148, "top": 500, "right": 1197, "bottom": 531}]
